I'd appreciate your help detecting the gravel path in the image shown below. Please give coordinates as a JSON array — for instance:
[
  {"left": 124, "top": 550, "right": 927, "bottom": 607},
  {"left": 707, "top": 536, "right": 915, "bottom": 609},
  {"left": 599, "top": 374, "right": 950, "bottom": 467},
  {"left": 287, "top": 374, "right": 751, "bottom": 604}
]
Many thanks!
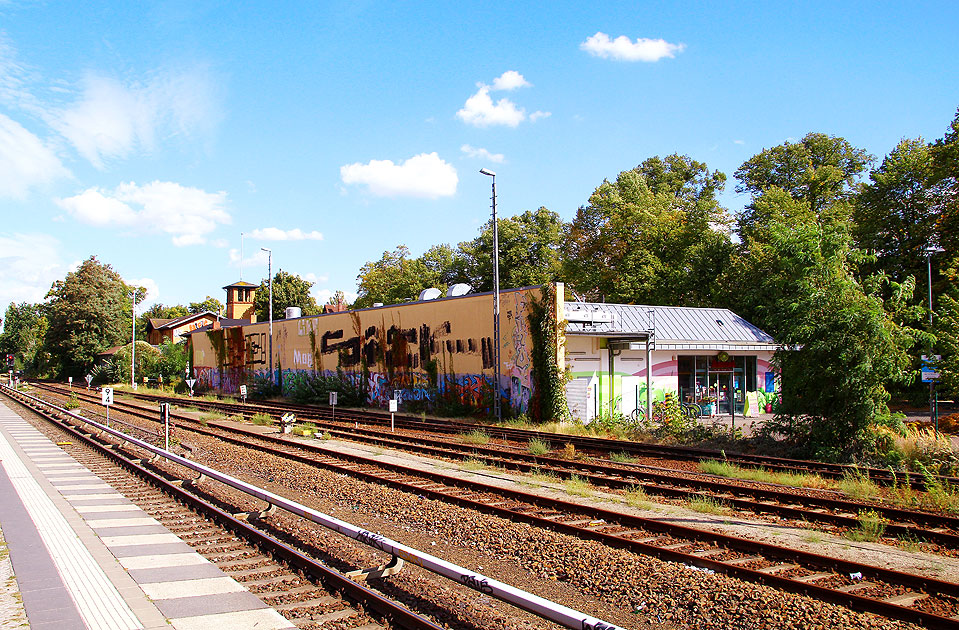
[{"left": 0, "top": 525, "right": 27, "bottom": 630}]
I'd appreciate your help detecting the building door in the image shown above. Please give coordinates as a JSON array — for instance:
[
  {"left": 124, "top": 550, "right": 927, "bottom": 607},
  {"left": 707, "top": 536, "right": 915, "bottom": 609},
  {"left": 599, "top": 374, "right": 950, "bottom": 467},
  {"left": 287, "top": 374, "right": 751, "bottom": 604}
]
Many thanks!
[
  {"left": 709, "top": 372, "right": 733, "bottom": 414},
  {"left": 565, "top": 377, "right": 594, "bottom": 423}
]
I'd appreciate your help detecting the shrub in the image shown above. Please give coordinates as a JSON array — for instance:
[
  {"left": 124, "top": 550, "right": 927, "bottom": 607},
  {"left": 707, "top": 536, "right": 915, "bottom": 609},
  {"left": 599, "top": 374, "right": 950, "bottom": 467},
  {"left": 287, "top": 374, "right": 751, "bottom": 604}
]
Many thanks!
[
  {"left": 251, "top": 412, "right": 274, "bottom": 426},
  {"left": 527, "top": 438, "right": 550, "bottom": 456}
]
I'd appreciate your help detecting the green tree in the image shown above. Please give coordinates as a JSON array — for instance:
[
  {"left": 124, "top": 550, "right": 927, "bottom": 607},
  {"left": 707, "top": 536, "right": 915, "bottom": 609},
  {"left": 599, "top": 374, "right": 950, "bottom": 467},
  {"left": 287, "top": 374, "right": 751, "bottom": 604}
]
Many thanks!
[
  {"left": 254, "top": 270, "right": 320, "bottom": 321},
  {"left": 0, "top": 302, "right": 46, "bottom": 373},
  {"left": 735, "top": 133, "right": 873, "bottom": 239},
  {"left": 752, "top": 209, "right": 916, "bottom": 458},
  {"left": 189, "top": 296, "right": 224, "bottom": 315},
  {"left": 41, "top": 257, "right": 135, "bottom": 377},
  {"left": 563, "top": 155, "right": 733, "bottom": 305},
  {"left": 353, "top": 245, "right": 434, "bottom": 308},
  {"left": 459, "top": 207, "right": 564, "bottom": 292},
  {"left": 733, "top": 135, "right": 918, "bottom": 458},
  {"left": 853, "top": 138, "right": 937, "bottom": 287}
]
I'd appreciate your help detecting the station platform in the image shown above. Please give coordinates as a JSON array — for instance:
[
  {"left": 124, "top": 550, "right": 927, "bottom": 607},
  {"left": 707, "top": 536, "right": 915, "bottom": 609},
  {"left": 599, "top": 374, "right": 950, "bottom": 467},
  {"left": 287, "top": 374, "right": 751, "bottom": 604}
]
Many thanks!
[{"left": 0, "top": 398, "right": 296, "bottom": 630}]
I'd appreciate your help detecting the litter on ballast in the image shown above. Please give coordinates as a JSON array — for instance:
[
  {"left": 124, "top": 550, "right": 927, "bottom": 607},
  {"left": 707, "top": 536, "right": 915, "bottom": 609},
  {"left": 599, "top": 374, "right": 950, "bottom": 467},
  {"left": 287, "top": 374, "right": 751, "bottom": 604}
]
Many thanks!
[
  {"left": 850, "top": 572, "right": 863, "bottom": 580},
  {"left": 588, "top": 519, "right": 606, "bottom": 526},
  {"left": 684, "top": 564, "right": 715, "bottom": 574}
]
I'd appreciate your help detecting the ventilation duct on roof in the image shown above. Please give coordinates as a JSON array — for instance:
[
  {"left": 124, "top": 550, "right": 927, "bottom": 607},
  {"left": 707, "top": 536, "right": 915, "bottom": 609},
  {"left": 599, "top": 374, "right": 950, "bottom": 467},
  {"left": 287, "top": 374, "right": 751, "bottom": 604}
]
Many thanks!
[
  {"left": 448, "top": 283, "right": 472, "bottom": 297},
  {"left": 418, "top": 287, "right": 442, "bottom": 301},
  {"left": 285, "top": 307, "right": 301, "bottom": 319}
]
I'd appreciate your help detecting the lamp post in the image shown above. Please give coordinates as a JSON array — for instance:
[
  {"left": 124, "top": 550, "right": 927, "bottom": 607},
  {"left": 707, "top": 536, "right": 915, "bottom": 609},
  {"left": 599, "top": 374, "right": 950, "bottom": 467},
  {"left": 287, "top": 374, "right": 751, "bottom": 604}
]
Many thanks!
[
  {"left": 479, "top": 168, "right": 501, "bottom": 422},
  {"left": 261, "top": 248, "right": 273, "bottom": 386},
  {"left": 129, "top": 288, "right": 141, "bottom": 388},
  {"left": 925, "top": 245, "right": 944, "bottom": 431}
]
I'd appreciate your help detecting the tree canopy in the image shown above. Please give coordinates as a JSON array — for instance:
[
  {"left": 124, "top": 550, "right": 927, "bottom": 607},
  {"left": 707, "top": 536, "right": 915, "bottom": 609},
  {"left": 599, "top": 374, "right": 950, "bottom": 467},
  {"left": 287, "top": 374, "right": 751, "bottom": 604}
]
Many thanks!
[
  {"left": 563, "top": 155, "right": 733, "bottom": 306},
  {"left": 42, "top": 256, "right": 135, "bottom": 377},
  {"left": 254, "top": 270, "right": 320, "bottom": 320}
]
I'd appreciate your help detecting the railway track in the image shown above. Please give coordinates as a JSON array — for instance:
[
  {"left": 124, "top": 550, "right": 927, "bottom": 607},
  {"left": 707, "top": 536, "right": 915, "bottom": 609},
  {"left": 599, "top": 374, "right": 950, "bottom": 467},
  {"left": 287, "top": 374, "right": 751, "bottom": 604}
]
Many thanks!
[
  {"left": 20, "top": 382, "right": 959, "bottom": 628},
  {"left": 102, "top": 382, "right": 959, "bottom": 490},
  {"left": 0, "top": 387, "right": 475, "bottom": 630},
  {"left": 6, "top": 384, "right": 636, "bottom": 630},
  {"left": 37, "top": 382, "right": 959, "bottom": 551}
]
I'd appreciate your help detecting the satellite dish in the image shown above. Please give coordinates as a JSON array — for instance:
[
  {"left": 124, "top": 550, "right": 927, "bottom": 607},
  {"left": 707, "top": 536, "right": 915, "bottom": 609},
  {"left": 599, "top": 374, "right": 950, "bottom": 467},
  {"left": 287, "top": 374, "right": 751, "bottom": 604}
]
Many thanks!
[
  {"left": 448, "top": 283, "right": 472, "bottom": 297},
  {"left": 418, "top": 287, "right": 442, "bottom": 301}
]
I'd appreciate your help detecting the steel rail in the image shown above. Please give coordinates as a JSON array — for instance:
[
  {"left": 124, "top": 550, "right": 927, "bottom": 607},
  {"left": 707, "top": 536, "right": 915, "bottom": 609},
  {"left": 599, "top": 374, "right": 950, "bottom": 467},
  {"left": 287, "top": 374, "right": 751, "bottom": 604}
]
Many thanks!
[
  {"left": 3, "top": 384, "right": 629, "bottom": 630},
  {"left": 39, "top": 382, "right": 959, "bottom": 548},
  {"left": 104, "top": 383, "right": 955, "bottom": 489},
  {"left": 2, "top": 386, "right": 443, "bottom": 630}
]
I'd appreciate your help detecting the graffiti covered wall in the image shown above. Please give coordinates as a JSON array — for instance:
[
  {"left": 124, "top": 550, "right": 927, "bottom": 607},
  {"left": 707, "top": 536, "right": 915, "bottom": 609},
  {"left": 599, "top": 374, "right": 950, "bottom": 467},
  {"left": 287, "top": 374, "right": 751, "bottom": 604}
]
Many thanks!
[{"left": 189, "top": 286, "right": 545, "bottom": 414}]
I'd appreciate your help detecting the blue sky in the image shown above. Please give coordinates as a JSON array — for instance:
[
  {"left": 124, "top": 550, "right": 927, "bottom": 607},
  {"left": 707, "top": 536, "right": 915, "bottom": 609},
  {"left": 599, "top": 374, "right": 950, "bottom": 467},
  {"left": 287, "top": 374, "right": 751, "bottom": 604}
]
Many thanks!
[{"left": 1, "top": 1, "right": 957, "bottom": 321}]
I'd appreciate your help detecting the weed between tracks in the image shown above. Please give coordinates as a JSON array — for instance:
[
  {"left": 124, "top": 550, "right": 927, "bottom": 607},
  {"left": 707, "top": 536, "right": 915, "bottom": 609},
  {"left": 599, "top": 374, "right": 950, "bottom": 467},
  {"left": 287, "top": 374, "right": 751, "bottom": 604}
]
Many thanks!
[
  {"left": 624, "top": 485, "right": 652, "bottom": 510},
  {"left": 462, "top": 430, "right": 490, "bottom": 445},
  {"left": 688, "top": 495, "right": 730, "bottom": 515},
  {"left": 563, "top": 474, "right": 592, "bottom": 496},
  {"left": 845, "top": 510, "right": 889, "bottom": 542},
  {"left": 527, "top": 438, "right": 550, "bottom": 456},
  {"left": 251, "top": 412, "right": 274, "bottom": 426},
  {"left": 700, "top": 459, "right": 831, "bottom": 490},
  {"left": 610, "top": 451, "right": 638, "bottom": 464}
]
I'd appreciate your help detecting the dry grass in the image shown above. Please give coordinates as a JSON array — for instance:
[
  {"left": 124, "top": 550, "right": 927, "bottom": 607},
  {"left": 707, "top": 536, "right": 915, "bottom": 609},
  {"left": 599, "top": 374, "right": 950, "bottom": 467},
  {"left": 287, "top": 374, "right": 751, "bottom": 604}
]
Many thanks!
[{"left": 700, "top": 459, "right": 831, "bottom": 490}]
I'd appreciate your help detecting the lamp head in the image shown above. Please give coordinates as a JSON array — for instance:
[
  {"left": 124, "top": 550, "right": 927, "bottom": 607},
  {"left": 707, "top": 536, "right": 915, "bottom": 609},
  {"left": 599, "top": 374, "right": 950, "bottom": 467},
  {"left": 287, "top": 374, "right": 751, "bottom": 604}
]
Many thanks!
[{"left": 479, "top": 168, "right": 496, "bottom": 177}]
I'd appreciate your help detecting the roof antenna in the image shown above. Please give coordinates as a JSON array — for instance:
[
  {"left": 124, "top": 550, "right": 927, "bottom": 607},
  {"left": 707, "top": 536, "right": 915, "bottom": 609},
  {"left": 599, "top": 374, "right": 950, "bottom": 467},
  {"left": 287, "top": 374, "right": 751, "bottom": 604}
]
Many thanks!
[{"left": 239, "top": 232, "right": 244, "bottom": 281}]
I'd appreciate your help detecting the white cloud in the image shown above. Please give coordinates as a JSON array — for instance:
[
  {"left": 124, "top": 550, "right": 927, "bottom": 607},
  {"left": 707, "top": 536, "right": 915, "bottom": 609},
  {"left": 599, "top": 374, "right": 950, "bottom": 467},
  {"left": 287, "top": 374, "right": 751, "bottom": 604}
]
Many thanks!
[
  {"left": 457, "top": 86, "right": 526, "bottom": 128},
  {"left": 340, "top": 152, "right": 458, "bottom": 198},
  {"left": 50, "top": 67, "right": 219, "bottom": 169},
  {"left": 249, "top": 227, "right": 324, "bottom": 241},
  {"left": 529, "top": 111, "right": 551, "bottom": 122},
  {"left": 304, "top": 272, "right": 329, "bottom": 284},
  {"left": 57, "top": 180, "right": 231, "bottom": 246},
  {"left": 0, "top": 113, "right": 71, "bottom": 198},
  {"left": 580, "top": 32, "right": 685, "bottom": 62},
  {"left": 491, "top": 70, "right": 531, "bottom": 91},
  {"left": 733, "top": 139, "right": 745, "bottom": 145},
  {"left": 0, "top": 233, "right": 69, "bottom": 308},
  {"left": 127, "top": 277, "right": 160, "bottom": 314},
  {"left": 460, "top": 144, "right": 505, "bottom": 164}
]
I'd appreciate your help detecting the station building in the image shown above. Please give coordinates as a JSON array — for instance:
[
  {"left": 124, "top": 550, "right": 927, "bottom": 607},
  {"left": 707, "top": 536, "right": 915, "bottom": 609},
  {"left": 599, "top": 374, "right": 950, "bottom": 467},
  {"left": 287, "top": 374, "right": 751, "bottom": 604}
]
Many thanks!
[{"left": 187, "top": 281, "right": 781, "bottom": 422}]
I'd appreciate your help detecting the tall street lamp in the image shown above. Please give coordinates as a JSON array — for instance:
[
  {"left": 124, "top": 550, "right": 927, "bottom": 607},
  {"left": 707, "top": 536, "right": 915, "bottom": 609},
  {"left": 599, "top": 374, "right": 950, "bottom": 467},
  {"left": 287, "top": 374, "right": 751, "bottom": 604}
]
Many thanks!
[
  {"left": 129, "top": 288, "right": 142, "bottom": 388},
  {"left": 925, "top": 245, "right": 944, "bottom": 431},
  {"left": 261, "top": 248, "right": 274, "bottom": 385},
  {"left": 479, "top": 168, "right": 501, "bottom": 422}
]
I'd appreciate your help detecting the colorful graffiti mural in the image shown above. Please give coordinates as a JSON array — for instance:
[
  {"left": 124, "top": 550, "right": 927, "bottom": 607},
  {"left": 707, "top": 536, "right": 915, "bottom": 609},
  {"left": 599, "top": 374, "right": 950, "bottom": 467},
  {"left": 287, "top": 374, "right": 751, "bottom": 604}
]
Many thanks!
[{"left": 189, "top": 287, "right": 543, "bottom": 416}]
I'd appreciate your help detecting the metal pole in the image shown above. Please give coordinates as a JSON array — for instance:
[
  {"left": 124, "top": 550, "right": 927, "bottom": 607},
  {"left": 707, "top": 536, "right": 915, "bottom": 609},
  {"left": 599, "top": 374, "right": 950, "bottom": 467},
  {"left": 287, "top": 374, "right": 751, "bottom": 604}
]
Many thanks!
[
  {"left": 927, "top": 252, "right": 936, "bottom": 432},
  {"left": 130, "top": 290, "right": 137, "bottom": 388},
  {"left": 492, "top": 178, "right": 501, "bottom": 422},
  {"left": 480, "top": 168, "right": 501, "bottom": 422},
  {"left": 262, "top": 248, "right": 274, "bottom": 385}
]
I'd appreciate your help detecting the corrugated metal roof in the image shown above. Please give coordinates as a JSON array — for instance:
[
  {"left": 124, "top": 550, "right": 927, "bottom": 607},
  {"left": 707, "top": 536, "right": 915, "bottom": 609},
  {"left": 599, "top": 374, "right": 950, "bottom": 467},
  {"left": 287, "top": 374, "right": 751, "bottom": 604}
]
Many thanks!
[{"left": 564, "top": 302, "right": 777, "bottom": 346}]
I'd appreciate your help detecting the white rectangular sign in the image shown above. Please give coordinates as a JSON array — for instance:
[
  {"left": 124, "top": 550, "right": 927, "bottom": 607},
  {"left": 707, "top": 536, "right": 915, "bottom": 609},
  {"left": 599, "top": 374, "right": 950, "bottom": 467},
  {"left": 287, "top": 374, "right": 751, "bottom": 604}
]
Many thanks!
[
  {"left": 101, "top": 387, "right": 113, "bottom": 405},
  {"left": 329, "top": 391, "right": 337, "bottom": 406},
  {"left": 240, "top": 384, "right": 248, "bottom": 397},
  {"left": 389, "top": 399, "right": 398, "bottom": 413}
]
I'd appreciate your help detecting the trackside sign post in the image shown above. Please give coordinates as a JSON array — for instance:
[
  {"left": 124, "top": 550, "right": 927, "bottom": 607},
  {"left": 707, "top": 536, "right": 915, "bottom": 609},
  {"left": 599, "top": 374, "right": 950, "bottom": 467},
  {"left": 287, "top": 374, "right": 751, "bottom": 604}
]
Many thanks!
[
  {"left": 329, "top": 391, "right": 337, "bottom": 421},
  {"left": 101, "top": 387, "right": 113, "bottom": 426}
]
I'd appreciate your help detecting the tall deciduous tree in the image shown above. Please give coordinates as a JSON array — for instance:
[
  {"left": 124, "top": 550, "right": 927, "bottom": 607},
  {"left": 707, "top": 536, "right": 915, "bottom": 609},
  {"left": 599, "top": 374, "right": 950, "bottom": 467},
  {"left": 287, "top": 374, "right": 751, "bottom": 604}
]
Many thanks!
[
  {"left": 254, "top": 270, "right": 320, "bottom": 321},
  {"left": 0, "top": 302, "right": 46, "bottom": 373},
  {"left": 41, "top": 256, "right": 134, "bottom": 377},
  {"left": 735, "top": 133, "right": 873, "bottom": 240},
  {"left": 189, "top": 296, "right": 224, "bottom": 315},
  {"left": 459, "top": 206, "right": 564, "bottom": 292},
  {"left": 563, "top": 155, "right": 733, "bottom": 306},
  {"left": 354, "top": 246, "right": 435, "bottom": 308},
  {"left": 733, "top": 135, "right": 917, "bottom": 458}
]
